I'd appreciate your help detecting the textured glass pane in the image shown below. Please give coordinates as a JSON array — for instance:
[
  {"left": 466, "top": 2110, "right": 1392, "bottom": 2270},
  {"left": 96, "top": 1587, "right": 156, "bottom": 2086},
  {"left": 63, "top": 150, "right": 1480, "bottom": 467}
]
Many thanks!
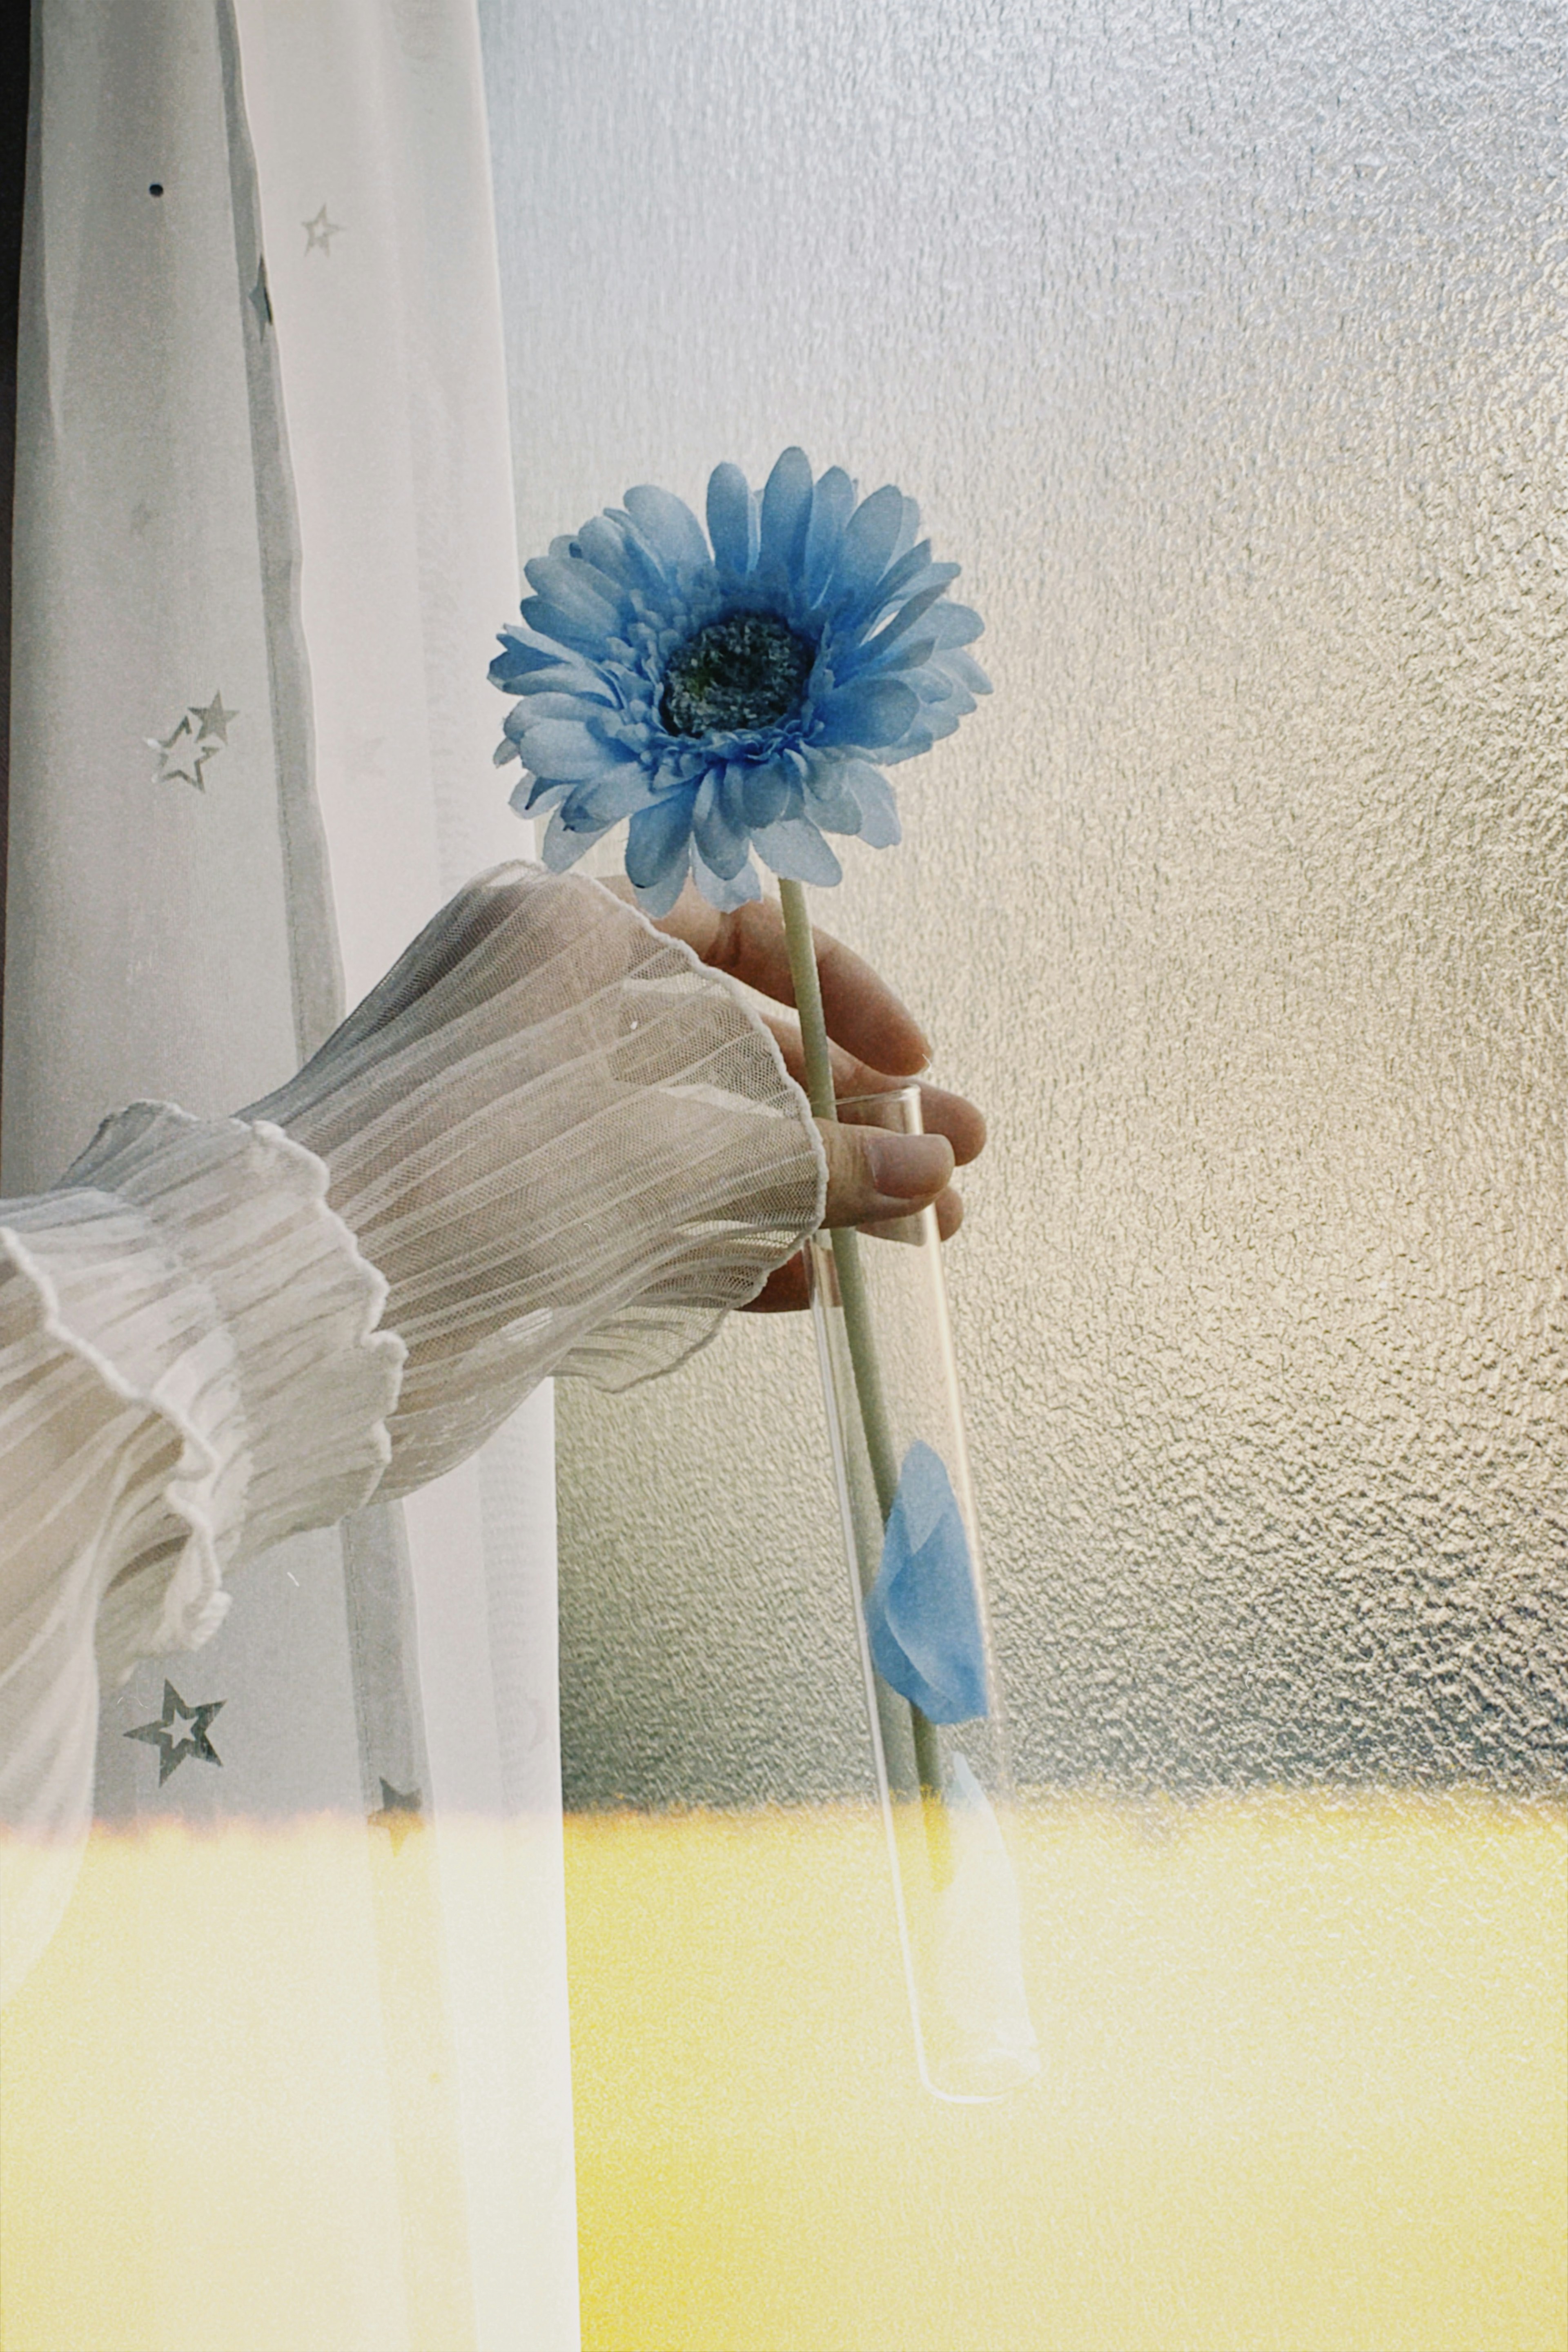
[
  {"left": 485, "top": 0, "right": 1565, "bottom": 1800},
  {"left": 482, "top": 0, "right": 1565, "bottom": 2340}
]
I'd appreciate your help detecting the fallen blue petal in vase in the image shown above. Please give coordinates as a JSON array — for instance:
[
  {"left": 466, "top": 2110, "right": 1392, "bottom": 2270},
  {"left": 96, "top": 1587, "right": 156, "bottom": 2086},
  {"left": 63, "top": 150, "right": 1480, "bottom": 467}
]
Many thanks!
[{"left": 865, "top": 1442, "right": 989, "bottom": 1725}]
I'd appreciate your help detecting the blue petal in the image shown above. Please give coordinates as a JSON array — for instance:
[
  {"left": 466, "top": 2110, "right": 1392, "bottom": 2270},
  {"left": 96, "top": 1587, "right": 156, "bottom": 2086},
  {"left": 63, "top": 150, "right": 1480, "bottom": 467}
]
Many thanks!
[
  {"left": 572, "top": 513, "right": 653, "bottom": 590},
  {"left": 864, "top": 1443, "right": 989, "bottom": 1726},
  {"left": 889, "top": 493, "right": 922, "bottom": 565},
  {"left": 759, "top": 447, "right": 815, "bottom": 577},
  {"left": 512, "top": 689, "right": 608, "bottom": 723},
  {"left": 825, "top": 482, "right": 906, "bottom": 607},
  {"left": 515, "top": 719, "right": 631, "bottom": 782},
  {"left": 623, "top": 484, "right": 710, "bottom": 575},
  {"left": 706, "top": 462, "right": 757, "bottom": 576},
  {"left": 540, "top": 807, "right": 603, "bottom": 872},
  {"left": 800, "top": 759, "right": 864, "bottom": 833},
  {"left": 632, "top": 864, "right": 691, "bottom": 920},
  {"left": 690, "top": 846, "right": 763, "bottom": 912},
  {"left": 927, "top": 601, "right": 984, "bottom": 650},
  {"left": 601, "top": 507, "right": 683, "bottom": 599},
  {"left": 832, "top": 635, "right": 940, "bottom": 693},
  {"left": 834, "top": 759, "right": 901, "bottom": 848},
  {"left": 506, "top": 668, "right": 617, "bottom": 704},
  {"left": 559, "top": 763, "right": 654, "bottom": 830},
  {"left": 626, "top": 790, "right": 697, "bottom": 893},
  {"left": 521, "top": 769, "right": 569, "bottom": 810},
  {"left": 519, "top": 595, "right": 622, "bottom": 658},
  {"left": 523, "top": 548, "right": 625, "bottom": 601},
  {"left": 839, "top": 552, "right": 959, "bottom": 637},
  {"left": 523, "top": 554, "right": 629, "bottom": 626},
  {"left": 943, "top": 648, "right": 992, "bottom": 695},
  {"left": 855, "top": 539, "right": 937, "bottom": 610},
  {"left": 718, "top": 764, "right": 752, "bottom": 836},
  {"left": 918, "top": 706, "right": 963, "bottom": 742},
  {"left": 915, "top": 672, "right": 974, "bottom": 715},
  {"left": 749, "top": 815, "right": 843, "bottom": 886},
  {"left": 835, "top": 582, "right": 952, "bottom": 680},
  {"left": 867, "top": 581, "right": 953, "bottom": 645},
  {"left": 803, "top": 468, "right": 857, "bottom": 604},
  {"left": 489, "top": 634, "right": 566, "bottom": 690},
  {"left": 737, "top": 760, "right": 791, "bottom": 829},
  {"left": 692, "top": 768, "right": 751, "bottom": 879},
  {"left": 813, "top": 676, "right": 920, "bottom": 748}
]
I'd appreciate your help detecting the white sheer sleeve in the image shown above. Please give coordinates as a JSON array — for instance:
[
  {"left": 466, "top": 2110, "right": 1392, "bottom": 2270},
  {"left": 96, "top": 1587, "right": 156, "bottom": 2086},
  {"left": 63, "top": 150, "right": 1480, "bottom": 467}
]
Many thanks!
[
  {"left": 245, "top": 861, "right": 827, "bottom": 1496},
  {"left": 2, "top": 862, "right": 824, "bottom": 1997},
  {"left": 0, "top": 1117, "right": 401, "bottom": 2002}
]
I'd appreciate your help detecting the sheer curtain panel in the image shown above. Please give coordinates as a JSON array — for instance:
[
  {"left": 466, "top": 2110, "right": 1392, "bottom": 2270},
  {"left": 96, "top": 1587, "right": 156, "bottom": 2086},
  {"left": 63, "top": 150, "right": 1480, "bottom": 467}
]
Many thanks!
[{"left": 0, "top": 6, "right": 577, "bottom": 2348}]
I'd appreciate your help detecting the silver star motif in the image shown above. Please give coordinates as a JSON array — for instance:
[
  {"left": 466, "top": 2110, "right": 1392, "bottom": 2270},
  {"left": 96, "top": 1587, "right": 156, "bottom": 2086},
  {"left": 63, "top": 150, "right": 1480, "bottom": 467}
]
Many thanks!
[
  {"left": 369, "top": 1778, "right": 423, "bottom": 1854},
  {"left": 303, "top": 204, "right": 345, "bottom": 256},
  {"left": 190, "top": 692, "right": 238, "bottom": 744},
  {"left": 147, "top": 713, "right": 209, "bottom": 791},
  {"left": 127, "top": 1681, "right": 225, "bottom": 1786},
  {"left": 147, "top": 694, "right": 238, "bottom": 791}
]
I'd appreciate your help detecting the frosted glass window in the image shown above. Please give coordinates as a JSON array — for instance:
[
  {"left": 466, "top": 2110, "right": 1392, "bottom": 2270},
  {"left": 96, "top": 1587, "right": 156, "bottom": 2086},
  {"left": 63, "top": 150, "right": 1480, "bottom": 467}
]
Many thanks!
[{"left": 481, "top": 4, "right": 1566, "bottom": 2344}]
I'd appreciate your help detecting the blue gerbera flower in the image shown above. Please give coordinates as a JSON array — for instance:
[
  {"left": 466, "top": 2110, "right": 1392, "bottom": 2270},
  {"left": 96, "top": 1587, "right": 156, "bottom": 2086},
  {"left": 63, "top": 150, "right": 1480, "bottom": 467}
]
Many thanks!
[{"left": 490, "top": 447, "right": 989, "bottom": 917}]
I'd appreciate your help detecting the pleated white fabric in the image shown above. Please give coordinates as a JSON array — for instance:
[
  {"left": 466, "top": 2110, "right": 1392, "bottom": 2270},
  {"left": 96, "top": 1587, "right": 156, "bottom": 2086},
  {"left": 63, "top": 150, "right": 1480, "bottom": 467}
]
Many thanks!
[
  {"left": 0, "top": 1113, "right": 402, "bottom": 2000},
  {"left": 248, "top": 864, "right": 826, "bottom": 1493},
  {"left": 1, "top": 865, "right": 823, "bottom": 2006}
]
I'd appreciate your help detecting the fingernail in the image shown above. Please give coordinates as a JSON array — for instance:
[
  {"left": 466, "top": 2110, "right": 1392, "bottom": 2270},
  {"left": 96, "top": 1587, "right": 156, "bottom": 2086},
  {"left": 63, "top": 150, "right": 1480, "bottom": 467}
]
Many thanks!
[{"left": 864, "top": 1130, "right": 953, "bottom": 1201}]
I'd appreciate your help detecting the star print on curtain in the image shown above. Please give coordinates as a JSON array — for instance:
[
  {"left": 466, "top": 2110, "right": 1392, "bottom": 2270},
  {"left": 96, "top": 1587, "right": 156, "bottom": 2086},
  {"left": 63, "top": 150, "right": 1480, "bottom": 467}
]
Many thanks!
[
  {"left": 303, "top": 204, "right": 347, "bottom": 254},
  {"left": 3, "top": 5, "right": 576, "bottom": 2348},
  {"left": 146, "top": 693, "right": 238, "bottom": 791},
  {"left": 125, "top": 1683, "right": 226, "bottom": 1785}
]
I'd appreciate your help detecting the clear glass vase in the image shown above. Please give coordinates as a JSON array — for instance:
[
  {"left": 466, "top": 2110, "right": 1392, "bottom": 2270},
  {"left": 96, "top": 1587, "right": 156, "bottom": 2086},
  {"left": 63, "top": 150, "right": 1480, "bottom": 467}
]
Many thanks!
[{"left": 808, "top": 1087, "right": 1040, "bottom": 2101}]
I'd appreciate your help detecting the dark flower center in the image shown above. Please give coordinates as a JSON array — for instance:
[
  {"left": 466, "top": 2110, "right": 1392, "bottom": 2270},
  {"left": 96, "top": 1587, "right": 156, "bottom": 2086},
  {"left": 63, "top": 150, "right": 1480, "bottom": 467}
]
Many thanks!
[{"left": 659, "top": 614, "right": 815, "bottom": 738}]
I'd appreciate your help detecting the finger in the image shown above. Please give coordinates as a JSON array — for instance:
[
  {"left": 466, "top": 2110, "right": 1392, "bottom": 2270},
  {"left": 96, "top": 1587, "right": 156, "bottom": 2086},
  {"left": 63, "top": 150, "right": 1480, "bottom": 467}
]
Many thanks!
[
  {"left": 820, "top": 1120, "right": 953, "bottom": 1228},
  {"left": 637, "top": 881, "right": 931, "bottom": 1077},
  {"left": 860, "top": 1185, "right": 965, "bottom": 1245},
  {"left": 742, "top": 1184, "right": 964, "bottom": 1313},
  {"left": 755, "top": 1010, "right": 987, "bottom": 1166}
]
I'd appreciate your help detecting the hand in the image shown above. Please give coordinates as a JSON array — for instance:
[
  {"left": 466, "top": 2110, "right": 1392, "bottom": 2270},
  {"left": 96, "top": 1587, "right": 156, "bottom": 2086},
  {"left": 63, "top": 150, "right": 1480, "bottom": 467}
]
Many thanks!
[{"left": 619, "top": 879, "right": 987, "bottom": 1311}]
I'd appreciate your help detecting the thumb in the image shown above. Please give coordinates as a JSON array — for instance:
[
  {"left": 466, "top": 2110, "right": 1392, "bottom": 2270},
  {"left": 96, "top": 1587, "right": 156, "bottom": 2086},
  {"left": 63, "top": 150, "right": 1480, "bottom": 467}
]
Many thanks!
[{"left": 819, "top": 1120, "right": 955, "bottom": 1228}]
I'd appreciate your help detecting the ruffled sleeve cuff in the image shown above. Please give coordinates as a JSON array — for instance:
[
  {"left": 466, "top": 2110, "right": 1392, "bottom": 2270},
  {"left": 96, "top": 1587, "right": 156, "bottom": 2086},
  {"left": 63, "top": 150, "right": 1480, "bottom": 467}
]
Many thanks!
[{"left": 7, "top": 1107, "right": 404, "bottom": 1683}]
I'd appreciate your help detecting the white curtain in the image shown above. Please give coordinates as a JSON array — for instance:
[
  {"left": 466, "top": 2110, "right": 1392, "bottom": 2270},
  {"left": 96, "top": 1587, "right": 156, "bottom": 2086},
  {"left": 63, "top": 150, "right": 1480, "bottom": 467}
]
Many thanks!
[{"left": 2, "top": 4, "right": 576, "bottom": 2346}]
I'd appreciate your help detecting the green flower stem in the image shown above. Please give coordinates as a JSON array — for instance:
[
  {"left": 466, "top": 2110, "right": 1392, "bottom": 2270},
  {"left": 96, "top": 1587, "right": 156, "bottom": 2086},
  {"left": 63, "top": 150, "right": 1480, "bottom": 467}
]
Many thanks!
[{"left": 778, "top": 879, "right": 948, "bottom": 1831}]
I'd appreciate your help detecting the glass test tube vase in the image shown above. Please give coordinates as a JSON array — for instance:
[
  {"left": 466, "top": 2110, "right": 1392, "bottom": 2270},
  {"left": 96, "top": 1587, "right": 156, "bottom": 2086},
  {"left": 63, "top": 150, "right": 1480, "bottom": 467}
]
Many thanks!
[{"left": 808, "top": 1087, "right": 1039, "bottom": 2101}]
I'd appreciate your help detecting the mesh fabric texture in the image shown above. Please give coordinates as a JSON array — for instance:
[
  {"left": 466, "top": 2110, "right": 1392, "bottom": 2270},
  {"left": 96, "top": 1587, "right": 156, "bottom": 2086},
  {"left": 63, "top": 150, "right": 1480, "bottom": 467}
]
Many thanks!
[{"left": 245, "top": 862, "right": 827, "bottom": 1495}]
